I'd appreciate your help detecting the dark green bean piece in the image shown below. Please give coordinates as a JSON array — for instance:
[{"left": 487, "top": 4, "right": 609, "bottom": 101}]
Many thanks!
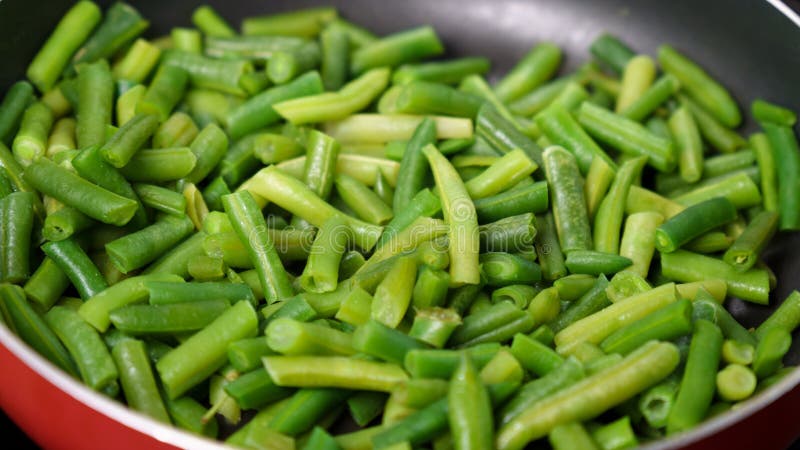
[
  {"left": 241, "top": 6, "right": 336, "bottom": 37},
  {"left": 112, "top": 339, "right": 170, "bottom": 422},
  {"left": 336, "top": 173, "right": 394, "bottom": 225},
  {"left": 226, "top": 71, "right": 324, "bottom": 139},
  {"left": 549, "top": 274, "right": 609, "bottom": 333},
  {"left": 42, "top": 238, "right": 107, "bottom": 300},
  {"left": 69, "top": 2, "right": 148, "bottom": 72},
  {"left": 667, "top": 320, "right": 723, "bottom": 434},
  {"left": 320, "top": 25, "right": 350, "bottom": 91},
  {"left": 655, "top": 197, "right": 737, "bottom": 253},
  {"left": 0, "top": 284, "right": 77, "bottom": 375},
  {"left": 109, "top": 300, "right": 229, "bottom": 335},
  {"left": 479, "top": 213, "right": 536, "bottom": 253},
  {"left": 134, "top": 184, "right": 186, "bottom": 216},
  {"left": 224, "top": 367, "right": 294, "bottom": 410},
  {"left": 510, "top": 333, "right": 564, "bottom": 377},
  {"left": 658, "top": 45, "right": 741, "bottom": 128},
  {"left": 476, "top": 103, "right": 543, "bottom": 167},
  {"left": 404, "top": 343, "right": 500, "bottom": 379},
  {"left": 202, "top": 177, "right": 231, "bottom": 212},
  {"left": 348, "top": 392, "right": 388, "bottom": 427},
  {"left": 393, "top": 117, "right": 437, "bottom": 213},
  {"left": 351, "top": 26, "right": 444, "bottom": 75},
  {"left": 755, "top": 290, "right": 800, "bottom": 340},
  {"left": 76, "top": 60, "right": 113, "bottom": 148},
  {"left": 227, "top": 337, "right": 274, "bottom": 373},
  {"left": 136, "top": 64, "right": 188, "bottom": 121},
  {"left": 553, "top": 274, "right": 595, "bottom": 302},
  {"left": 723, "top": 211, "right": 778, "bottom": 272},
  {"left": 191, "top": 5, "right": 235, "bottom": 37},
  {"left": 23, "top": 258, "right": 70, "bottom": 310},
  {"left": 543, "top": 146, "right": 593, "bottom": 252},
  {"left": 589, "top": 34, "right": 635, "bottom": 74},
  {"left": 752, "top": 99, "right": 796, "bottom": 127},
  {"left": 100, "top": 112, "right": 159, "bottom": 168},
  {"left": 594, "top": 157, "right": 647, "bottom": 253},
  {"left": 162, "top": 50, "right": 252, "bottom": 96},
  {"left": 669, "top": 105, "right": 704, "bottom": 183},
  {"left": 564, "top": 250, "right": 632, "bottom": 276},
  {"left": 760, "top": 121, "right": 800, "bottom": 230},
  {"left": 395, "top": 81, "right": 484, "bottom": 118},
  {"left": 267, "top": 42, "right": 321, "bottom": 85},
  {"left": 143, "top": 231, "right": 207, "bottom": 278},
  {"left": 0, "top": 192, "right": 34, "bottom": 283},
  {"left": 222, "top": 191, "right": 293, "bottom": 303},
  {"left": 448, "top": 355, "right": 493, "bottom": 450},
  {"left": 0, "top": 81, "right": 35, "bottom": 145},
  {"left": 44, "top": 306, "right": 118, "bottom": 392},
  {"left": 268, "top": 388, "right": 350, "bottom": 436},
  {"left": 106, "top": 215, "right": 194, "bottom": 274},
  {"left": 537, "top": 104, "right": 615, "bottom": 174},
  {"left": 480, "top": 252, "right": 542, "bottom": 287}
]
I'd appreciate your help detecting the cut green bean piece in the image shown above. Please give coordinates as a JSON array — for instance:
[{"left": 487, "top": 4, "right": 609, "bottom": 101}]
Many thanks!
[
  {"left": 495, "top": 43, "right": 562, "bottom": 103},
  {"left": 351, "top": 26, "right": 444, "bottom": 75}
]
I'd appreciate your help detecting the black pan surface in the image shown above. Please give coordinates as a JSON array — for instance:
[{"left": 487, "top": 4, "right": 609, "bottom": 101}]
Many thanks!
[{"left": 1, "top": 0, "right": 800, "bottom": 448}]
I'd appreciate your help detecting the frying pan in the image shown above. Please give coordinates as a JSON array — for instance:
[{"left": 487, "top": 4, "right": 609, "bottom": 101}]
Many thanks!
[{"left": 0, "top": 0, "right": 799, "bottom": 448}]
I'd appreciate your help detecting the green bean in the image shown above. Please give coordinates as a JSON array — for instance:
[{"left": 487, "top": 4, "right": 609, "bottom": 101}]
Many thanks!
[
  {"left": 578, "top": 102, "right": 675, "bottom": 173},
  {"left": 104, "top": 214, "right": 193, "bottom": 274},
  {"left": 0, "top": 192, "right": 33, "bottom": 283},
  {"left": 510, "top": 332, "right": 563, "bottom": 377},
  {"left": 714, "top": 364, "right": 757, "bottom": 403},
  {"left": 660, "top": 249, "right": 769, "bottom": 304},
  {"left": 264, "top": 355, "right": 407, "bottom": 392},
  {"left": 658, "top": 45, "right": 741, "bottom": 128},
  {"left": 112, "top": 39, "right": 162, "bottom": 84},
  {"left": 153, "top": 112, "right": 198, "bottom": 148},
  {"left": 114, "top": 84, "right": 145, "bottom": 126},
  {"left": 368, "top": 255, "right": 416, "bottom": 328},
  {"left": 464, "top": 149, "right": 537, "bottom": 200},
  {"left": 133, "top": 184, "right": 185, "bottom": 216},
  {"left": 722, "top": 210, "right": 778, "bottom": 272},
  {"left": 751, "top": 99, "right": 796, "bottom": 127},
  {"left": 225, "top": 72, "right": 323, "bottom": 139},
  {"left": 266, "top": 317, "right": 354, "bottom": 357},
  {"left": 136, "top": 63, "right": 189, "bottom": 121},
  {"left": 408, "top": 308, "right": 462, "bottom": 349},
  {"left": 109, "top": 300, "right": 229, "bottom": 335},
  {"left": 496, "top": 341, "right": 679, "bottom": 450},
  {"left": 241, "top": 6, "right": 335, "bottom": 38},
  {"left": 118, "top": 146, "right": 197, "bottom": 183},
  {"left": 351, "top": 26, "right": 443, "bottom": 75},
  {"left": 626, "top": 186, "right": 684, "bottom": 219},
  {"left": 168, "top": 28, "right": 200, "bottom": 54},
  {"left": 601, "top": 298, "right": 693, "bottom": 355},
  {"left": 752, "top": 327, "right": 791, "bottom": 382},
  {"left": 759, "top": 122, "right": 800, "bottom": 230},
  {"left": 274, "top": 68, "right": 389, "bottom": 124},
  {"left": 672, "top": 171, "right": 762, "bottom": 210},
  {"left": 221, "top": 191, "right": 293, "bottom": 304},
  {"left": 615, "top": 55, "right": 656, "bottom": 112},
  {"left": 621, "top": 75, "right": 681, "bottom": 122},
  {"left": 589, "top": 34, "right": 634, "bottom": 75},
  {"left": 476, "top": 103, "right": 542, "bottom": 165},
  {"left": 721, "top": 340, "right": 754, "bottom": 366},
  {"left": 616, "top": 211, "right": 662, "bottom": 278},
  {"left": 605, "top": 271, "right": 651, "bottom": 303},
  {"left": 754, "top": 291, "right": 800, "bottom": 342},
  {"left": 543, "top": 146, "right": 593, "bottom": 253},
  {"left": 480, "top": 252, "right": 541, "bottom": 286},
  {"left": 537, "top": 104, "right": 614, "bottom": 174},
  {"left": 421, "top": 144, "right": 480, "bottom": 285},
  {"left": 109, "top": 340, "right": 169, "bottom": 425},
  {"left": 373, "top": 170, "right": 395, "bottom": 208},
  {"left": 45, "top": 305, "right": 118, "bottom": 392},
  {"left": 324, "top": 114, "right": 472, "bottom": 145},
  {"left": 75, "top": 61, "right": 114, "bottom": 149},
  {"left": 69, "top": 2, "right": 148, "bottom": 71},
  {"left": 190, "top": 5, "right": 235, "bottom": 37},
  {"left": 156, "top": 300, "right": 257, "bottom": 399},
  {"left": 227, "top": 337, "right": 274, "bottom": 373},
  {"left": 320, "top": 24, "right": 350, "bottom": 91},
  {"left": 12, "top": 102, "right": 52, "bottom": 165},
  {"left": 267, "top": 43, "right": 321, "bottom": 85},
  {"left": 46, "top": 117, "right": 76, "bottom": 157},
  {"left": 549, "top": 422, "right": 599, "bottom": 450},
  {"left": 393, "top": 57, "right": 490, "bottom": 86},
  {"left": 336, "top": 173, "right": 394, "bottom": 225},
  {"left": 26, "top": 1, "right": 101, "bottom": 92},
  {"left": 40, "top": 238, "right": 106, "bottom": 301},
  {"left": 479, "top": 213, "right": 536, "bottom": 253},
  {"left": 393, "top": 81, "right": 484, "bottom": 118},
  {"left": 0, "top": 81, "right": 35, "bottom": 145},
  {"left": 349, "top": 319, "right": 426, "bottom": 366},
  {"left": 508, "top": 70, "right": 584, "bottom": 117},
  {"left": 681, "top": 95, "right": 746, "bottom": 153},
  {"left": 22, "top": 258, "right": 69, "bottom": 311},
  {"left": 0, "top": 284, "right": 77, "bottom": 375},
  {"left": 594, "top": 157, "right": 647, "bottom": 253},
  {"left": 583, "top": 156, "right": 615, "bottom": 220},
  {"left": 549, "top": 274, "right": 610, "bottom": 333},
  {"left": 655, "top": 197, "right": 737, "bottom": 253},
  {"left": 665, "top": 106, "right": 704, "bottom": 184},
  {"left": 162, "top": 50, "right": 253, "bottom": 97},
  {"left": 448, "top": 355, "right": 493, "bottom": 450},
  {"left": 746, "top": 135, "right": 779, "bottom": 214},
  {"left": 141, "top": 230, "right": 205, "bottom": 278},
  {"left": 666, "top": 320, "right": 723, "bottom": 434},
  {"left": 297, "top": 216, "right": 349, "bottom": 293},
  {"left": 495, "top": 43, "right": 561, "bottom": 103}
]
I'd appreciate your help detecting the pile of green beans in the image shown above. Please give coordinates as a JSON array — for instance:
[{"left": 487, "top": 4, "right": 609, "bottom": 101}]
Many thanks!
[{"left": 1, "top": 2, "right": 799, "bottom": 450}]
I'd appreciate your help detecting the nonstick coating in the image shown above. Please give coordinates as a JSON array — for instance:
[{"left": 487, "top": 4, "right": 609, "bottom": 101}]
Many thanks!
[{"left": 1, "top": 0, "right": 800, "bottom": 448}]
